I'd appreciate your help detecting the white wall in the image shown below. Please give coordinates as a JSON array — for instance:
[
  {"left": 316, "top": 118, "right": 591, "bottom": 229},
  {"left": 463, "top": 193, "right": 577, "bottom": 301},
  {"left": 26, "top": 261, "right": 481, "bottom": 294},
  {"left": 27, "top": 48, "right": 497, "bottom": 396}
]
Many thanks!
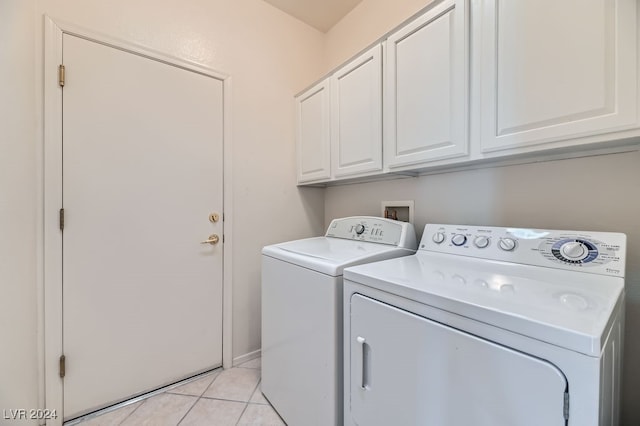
[
  {"left": 323, "top": 0, "right": 433, "bottom": 71},
  {"left": 1, "top": 0, "right": 326, "bottom": 416},
  {"left": 322, "top": 1, "right": 640, "bottom": 424},
  {"left": 0, "top": 0, "right": 39, "bottom": 421}
]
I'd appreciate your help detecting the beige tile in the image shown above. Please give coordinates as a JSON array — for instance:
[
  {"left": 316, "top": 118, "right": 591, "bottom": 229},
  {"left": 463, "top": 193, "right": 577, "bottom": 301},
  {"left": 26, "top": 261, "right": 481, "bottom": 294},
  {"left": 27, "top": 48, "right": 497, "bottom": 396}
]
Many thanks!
[
  {"left": 179, "top": 398, "right": 246, "bottom": 426},
  {"left": 238, "top": 357, "right": 261, "bottom": 370},
  {"left": 78, "top": 401, "right": 142, "bottom": 426},
  {"left": 202, "top": 368, "right": 260, "bottom": 402},
  {"left": 237, "top": 404, "right": 286, "bottom": 426},
  {"left": 120, "top": 393, "right": 197, "bottom": 426},
  {"left": 249, "top": 383, "right": 269, "bottom": 405},
  {"left": 168, "top": 371, "right": 220, "bottom": 397}
]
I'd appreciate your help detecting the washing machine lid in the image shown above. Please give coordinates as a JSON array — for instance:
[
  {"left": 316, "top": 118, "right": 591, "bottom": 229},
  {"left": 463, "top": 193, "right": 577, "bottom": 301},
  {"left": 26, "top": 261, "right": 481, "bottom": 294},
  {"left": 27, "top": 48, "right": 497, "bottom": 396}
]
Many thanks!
[
  {"left": 344, "top": 252, "right": 624, "bottom": 357},
  {"left": 262, "top": 237, "right": 415, "bottom": 276}
]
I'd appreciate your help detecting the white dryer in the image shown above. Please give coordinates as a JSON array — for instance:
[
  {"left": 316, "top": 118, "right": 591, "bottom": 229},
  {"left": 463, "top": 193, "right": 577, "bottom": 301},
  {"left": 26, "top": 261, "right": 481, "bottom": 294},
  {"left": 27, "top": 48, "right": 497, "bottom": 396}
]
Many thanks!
[
  {"left": 343, "top": 224, "right": 626, "bottom": 426},
  {"left": 262, "top": 216, "right": 417, "bottom": 426}
]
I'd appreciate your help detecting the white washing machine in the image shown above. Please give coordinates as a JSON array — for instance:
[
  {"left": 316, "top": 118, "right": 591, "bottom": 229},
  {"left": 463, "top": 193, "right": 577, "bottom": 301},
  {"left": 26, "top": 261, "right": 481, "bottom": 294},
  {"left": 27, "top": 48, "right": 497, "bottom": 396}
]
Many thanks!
[
  {"left": 343, "top": 224, "right": 626, "bottom": 426},
  {"left": 262, "top": 216, "right": 417, "bottom": 426}
]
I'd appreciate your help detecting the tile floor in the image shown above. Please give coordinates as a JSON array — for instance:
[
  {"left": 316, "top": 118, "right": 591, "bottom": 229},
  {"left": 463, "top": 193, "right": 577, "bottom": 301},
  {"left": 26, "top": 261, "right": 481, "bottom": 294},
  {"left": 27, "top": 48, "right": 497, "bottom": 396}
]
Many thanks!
[{"left": 74, "top": 357, "right": 286, "bottom": 426}]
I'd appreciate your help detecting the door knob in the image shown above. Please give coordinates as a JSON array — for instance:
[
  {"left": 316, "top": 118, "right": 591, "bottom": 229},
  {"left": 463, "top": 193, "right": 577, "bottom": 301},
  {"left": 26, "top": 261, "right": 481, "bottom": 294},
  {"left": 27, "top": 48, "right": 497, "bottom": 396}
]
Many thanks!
[{"left": 201, "top": 234, "right": 220, "bottom": 245}]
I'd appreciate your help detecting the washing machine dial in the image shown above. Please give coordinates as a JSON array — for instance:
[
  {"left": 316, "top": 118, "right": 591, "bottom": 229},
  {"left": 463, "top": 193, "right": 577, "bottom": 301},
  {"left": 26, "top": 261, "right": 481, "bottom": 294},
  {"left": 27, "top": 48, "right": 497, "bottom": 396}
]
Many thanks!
[
  {"left": 451, "top": 234, "right": 467, "bottom": 246},
  {"left": 498, "top": 238, "right": 516, "bottom": 251},
  {"left": 560, "top": 241, "right": 588, "bottom": 260},
  {"left": 355, "top": 224, "right": 366, "bottom": 235},
  {"left": 432, "top": 232, "right": 446, "bottom": 244},
  {"left": 474, "top": 236, "right": 490, "bottom": 249},
  {"left": 550, "top": 238, "right": 599, "bottom": 263}
]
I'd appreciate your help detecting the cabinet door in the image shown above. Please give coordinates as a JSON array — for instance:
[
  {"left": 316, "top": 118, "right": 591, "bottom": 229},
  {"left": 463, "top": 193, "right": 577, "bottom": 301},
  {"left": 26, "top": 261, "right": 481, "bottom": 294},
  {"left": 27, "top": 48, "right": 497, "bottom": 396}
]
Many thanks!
[
  {"left": 296, "top": 80, "right": 331, "bottom": 183},
  {"left": 385, "top": 0, "right": 469, "bottom": 169},
  {"left": 479, "top": 0, "right": 638, "bottom": 153},
  {"left": 348, "top": 294, "right": 568, "bottom": 426},
  {"left": 331, "top": 44, "right": 383, "bottom": 178}
]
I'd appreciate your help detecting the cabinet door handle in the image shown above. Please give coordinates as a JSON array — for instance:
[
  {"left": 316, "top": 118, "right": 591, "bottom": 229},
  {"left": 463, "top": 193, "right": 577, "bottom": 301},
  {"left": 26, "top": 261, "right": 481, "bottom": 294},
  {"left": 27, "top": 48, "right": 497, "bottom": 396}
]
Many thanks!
[{"left": 357, "top": 336, "right": 370, "bottom": 390}]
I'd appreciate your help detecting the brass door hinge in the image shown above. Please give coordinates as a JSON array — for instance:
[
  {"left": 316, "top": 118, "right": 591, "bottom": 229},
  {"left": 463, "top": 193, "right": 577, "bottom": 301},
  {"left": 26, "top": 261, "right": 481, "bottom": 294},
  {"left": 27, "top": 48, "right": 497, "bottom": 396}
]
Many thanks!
[
  {"left": 59, "top": 355, "right": 66, "bottom": 378},
  {"left": 59, "top": 208, "right": 65, "bottom": 231},
  {"left": 58, "top": 65, "right": 65, "bottom": 87}
]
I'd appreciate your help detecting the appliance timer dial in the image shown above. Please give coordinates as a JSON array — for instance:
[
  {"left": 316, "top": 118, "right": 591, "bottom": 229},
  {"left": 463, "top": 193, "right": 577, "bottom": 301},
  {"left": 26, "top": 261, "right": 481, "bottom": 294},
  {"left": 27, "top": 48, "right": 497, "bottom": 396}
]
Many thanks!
[
  {"left": 551, "top": 238, "right": 598, "bottom": 263},
  {"left": 355, "top": 224, "right": 365, "bottom": 235},
  {"left": 561, "top": 241, "right": 587, "bottom": 260}
]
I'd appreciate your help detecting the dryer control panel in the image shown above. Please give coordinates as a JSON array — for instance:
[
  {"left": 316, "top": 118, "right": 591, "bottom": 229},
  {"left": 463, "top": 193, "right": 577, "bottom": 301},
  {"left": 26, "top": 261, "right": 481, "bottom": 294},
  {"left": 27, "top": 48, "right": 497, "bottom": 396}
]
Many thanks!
[
  {"left": 326, "top": 216, "right": 417, "bottom": 249},
  {"left": 421, "top": 224, "right": 626, "bottom": 277}
]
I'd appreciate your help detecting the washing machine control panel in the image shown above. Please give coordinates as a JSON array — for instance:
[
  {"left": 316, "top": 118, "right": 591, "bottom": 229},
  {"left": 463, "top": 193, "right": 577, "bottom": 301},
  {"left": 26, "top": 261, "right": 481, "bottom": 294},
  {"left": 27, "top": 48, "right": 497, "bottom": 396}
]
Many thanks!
[
  {"left": 421, "top": 224, "right": 626, "bottom": 277},
  {"left": 326, "top": 216, "right": 417, "bottom": 248}
]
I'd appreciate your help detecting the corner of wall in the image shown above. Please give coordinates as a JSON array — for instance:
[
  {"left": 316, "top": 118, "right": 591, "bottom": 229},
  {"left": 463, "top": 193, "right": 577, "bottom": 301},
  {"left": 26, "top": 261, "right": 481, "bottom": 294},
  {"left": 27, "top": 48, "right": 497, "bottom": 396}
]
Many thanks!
[{"left": 322, "top": 0, "right": 434, "bottom": 72}]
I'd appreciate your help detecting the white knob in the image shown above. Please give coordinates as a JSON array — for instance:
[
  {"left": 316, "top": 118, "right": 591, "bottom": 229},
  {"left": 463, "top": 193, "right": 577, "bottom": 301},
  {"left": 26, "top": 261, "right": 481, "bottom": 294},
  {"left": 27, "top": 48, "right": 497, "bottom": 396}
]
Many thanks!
[
  {"left": 355, "top": 224, "right": 365, "bottom": 235},
  {"left": 432, "top": 232, "right": 445, "bottom": 244},
  {"left": 561, "top": 241, "right": 587, "bottom": 260},
  {"left": 474, "top": 236, "right": 490, "bottom": 248},
  {"left": 498, "top": 238, "right": 516, "bottom": 251},
  {"left": 451, "top": 234, "right": 467, "bottom": 246}
]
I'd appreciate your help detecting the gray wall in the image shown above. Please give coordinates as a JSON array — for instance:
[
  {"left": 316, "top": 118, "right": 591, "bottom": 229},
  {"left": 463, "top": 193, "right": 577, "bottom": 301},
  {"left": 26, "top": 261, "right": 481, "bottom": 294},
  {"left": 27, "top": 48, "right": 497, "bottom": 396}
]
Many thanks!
[{"left": 325, "top": 150, "right": 640, "bottom": 425}]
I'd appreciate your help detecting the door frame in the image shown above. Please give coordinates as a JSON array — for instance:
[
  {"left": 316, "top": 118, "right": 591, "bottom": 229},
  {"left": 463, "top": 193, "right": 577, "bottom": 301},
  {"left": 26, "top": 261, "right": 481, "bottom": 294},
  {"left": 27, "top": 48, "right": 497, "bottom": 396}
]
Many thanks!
[{"left": 42, "top": 16, "right": 234, "bottom": 424}]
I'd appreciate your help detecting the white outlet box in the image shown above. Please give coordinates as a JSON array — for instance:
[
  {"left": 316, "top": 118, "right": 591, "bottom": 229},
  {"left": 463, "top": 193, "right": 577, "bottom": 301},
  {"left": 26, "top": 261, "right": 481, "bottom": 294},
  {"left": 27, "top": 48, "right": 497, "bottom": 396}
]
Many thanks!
[{"left": 381, "top": 200, "right": 414, "bottom": 224}]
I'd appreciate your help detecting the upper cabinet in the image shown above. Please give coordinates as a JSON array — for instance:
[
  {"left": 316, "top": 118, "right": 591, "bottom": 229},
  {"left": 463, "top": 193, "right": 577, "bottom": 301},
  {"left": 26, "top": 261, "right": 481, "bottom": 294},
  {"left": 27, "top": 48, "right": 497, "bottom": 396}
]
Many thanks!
[
  {"left": 331, "top": 44, "right": 383, "bottom": 178},
  {"left": 296, "top": 79, "right": 331, "bottom": 184},
  {"left": 477, "top": 0, "right": 638, "bottom": 154},
  {"left": 295, "top": 0, "right": 640, "bottom": 185},
  {"left": 384, "top": 0, "right": 469, "bottom": 170},
  {"left": 295, "top": 45, "right": 382, "bottom": 184}
]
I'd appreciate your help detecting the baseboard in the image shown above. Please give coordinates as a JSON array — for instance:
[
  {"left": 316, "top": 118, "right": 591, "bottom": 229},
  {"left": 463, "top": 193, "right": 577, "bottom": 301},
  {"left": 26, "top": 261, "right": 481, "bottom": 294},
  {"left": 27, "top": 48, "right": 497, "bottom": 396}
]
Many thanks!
[{"left": 233, "top": 349, "right": 261, "bottom": 367}]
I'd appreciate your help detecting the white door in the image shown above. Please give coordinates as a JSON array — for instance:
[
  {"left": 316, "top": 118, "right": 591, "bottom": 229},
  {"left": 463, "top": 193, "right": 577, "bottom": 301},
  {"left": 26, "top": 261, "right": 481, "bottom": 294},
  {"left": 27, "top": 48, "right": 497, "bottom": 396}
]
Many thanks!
[
  {"left": 331, "top": 44, "right": 383, "bottom": 178},
  {"left": 348, "top": 294, "right": 568, "bottom": 426},
  {"left": 478, "top": 0, "right": 638, "bottom": 153},
  {"left": 62, "top": 34, "right": 224, "bottom": 419},
  {"left": 384, "top": 0, "right": 468, "bottom": 169}
]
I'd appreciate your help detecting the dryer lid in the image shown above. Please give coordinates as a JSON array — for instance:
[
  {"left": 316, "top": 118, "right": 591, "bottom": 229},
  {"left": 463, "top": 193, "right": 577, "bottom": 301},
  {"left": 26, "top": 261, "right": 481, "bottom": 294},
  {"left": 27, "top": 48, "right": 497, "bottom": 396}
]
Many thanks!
[{"left": 344, "top": 252, "right": 624, "bottom": 357}]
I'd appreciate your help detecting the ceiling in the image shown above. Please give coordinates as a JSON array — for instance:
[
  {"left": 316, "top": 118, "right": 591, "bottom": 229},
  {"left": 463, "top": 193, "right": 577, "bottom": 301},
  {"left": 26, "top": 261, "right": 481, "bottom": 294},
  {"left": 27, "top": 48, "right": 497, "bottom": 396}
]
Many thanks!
[{"left": 262, "top": 0, "right": 363, "bottom": 33}]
